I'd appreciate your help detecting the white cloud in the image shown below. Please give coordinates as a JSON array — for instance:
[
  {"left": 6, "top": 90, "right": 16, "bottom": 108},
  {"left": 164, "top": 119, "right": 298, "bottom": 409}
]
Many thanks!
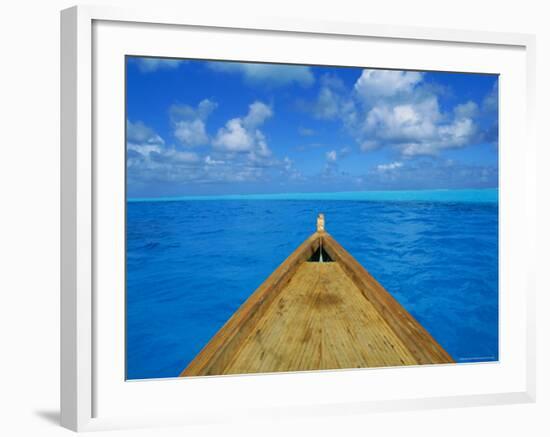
[
  {"left": 126, "top": 120, "right": 203, "bottom": 183},
  {"left": 354, "top": 69, "right": 423, "bottom": 99},
  {"left": 326, "top": 150, "right": 337, "bottom": 162},
  {"left": 126, "top": 115, "right": 285, "bottom": 186},
  {"left": 454, "top": 101, "right": 479, "bottom": 119},
  {"left": 243, "top": 101, "right": 273, "bottom": 127},
  {"left": 320, "top": 146, "right": 353, "bottom": 181},
  {"left": 208, "top": 62, "right": 314, "bottom": 87},
  {"left": 170, "top": 99, "right": 217, "bottom": 147},
  {"left": 127, "top": 143, "right": 163, "bottom": 157},
  {"left": 396, "top": 115, "right": 477, "bottom": 157},
  {"left": 377, "top": 161, "right": 403, "bottom": 172},
  {"left": 136, "top": 58, "right": 184, "bottom": 73},
  {"left": 283, "top": 156, "right": 293, "bottom": 171},
  {"left": 483, "top": 81, "right": 498, "bottom": 113},
  {"left": 325, "top": 146, "right": 351, "bottom": 166},
  {"left": 299, "top": 67, "right": 488, "bottom": 158},
  {"left": 314, "top": 87, "right": 341, "bottom": 119},
  {"left": 127, "top": 120, "right": 165, "bottom": 145},
  {"left": 151, "top": 149, "right": 200, "bottom": 163},
  {"left": 364, "top": 97, "right": 441, "bottom": 143},
  {"left": 400, "top": 143, "right": 436, "bottom": 157},
  {"left": 309, "top": 74, "right": 349, "bottom": 120},
  {"left": 205, "top": 155, "right": 225, "bottom": 166},
  {"left": 214, "top": 119, "right": 254, "bottom": 152},
  {"left": 480, "top": 82, "right": 498, "bottom": 145},
  {"left": 280, "top": 156, "right": 303, "bottom": 181},
  {"left": 363, "top": 157, "right": 498, "bottom": 189},
  {"left": 171, "top": 99, "right": 217, "bottom": 120},
  {"left": 339, "top": 146, "right": 352, "bottom": 157},
  {"left": 213, "top": 101, "right": 273, "bottom": 156},
  {"left": 312, "top": 69, "right": 483, "bottom": 157},
  {"left": 126, "top": 101, "right": 277, "bottom": 186},
  {"left": 438, "top": 118, "right": 477, "bottom": 147},
  {"left": 174, "top": 119, "right": 208, "bottom": 147}
]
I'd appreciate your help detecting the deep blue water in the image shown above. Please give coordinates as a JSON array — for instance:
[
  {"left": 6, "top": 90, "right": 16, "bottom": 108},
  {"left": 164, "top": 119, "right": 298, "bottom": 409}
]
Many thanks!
[{"left": 126, "top": 192, "right": 499, "bottom": 380}]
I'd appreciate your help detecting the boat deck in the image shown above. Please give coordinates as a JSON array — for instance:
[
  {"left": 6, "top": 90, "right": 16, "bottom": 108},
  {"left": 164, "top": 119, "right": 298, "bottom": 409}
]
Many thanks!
[
  {"left": 181, "top": 215, "right": 453, "bottom": 377},
  {"left": 223, "top": 262, "right": 417, "bottom": 374}
]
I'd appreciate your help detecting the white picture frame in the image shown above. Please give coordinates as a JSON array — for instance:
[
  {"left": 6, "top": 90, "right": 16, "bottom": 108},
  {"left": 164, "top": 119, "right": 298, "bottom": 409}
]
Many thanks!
[{"left": 60, "top": 5, "right": 536, "bottom": 432}]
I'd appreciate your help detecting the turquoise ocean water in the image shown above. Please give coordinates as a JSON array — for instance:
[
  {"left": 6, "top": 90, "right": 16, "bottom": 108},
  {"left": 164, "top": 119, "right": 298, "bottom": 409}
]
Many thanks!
[{"left": 126, "top": 189, "right": 498, "bottom": 379}]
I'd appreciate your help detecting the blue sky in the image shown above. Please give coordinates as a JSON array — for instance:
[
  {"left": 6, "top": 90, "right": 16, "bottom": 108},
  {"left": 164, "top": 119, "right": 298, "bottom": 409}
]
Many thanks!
[{"left": 126, "top": 57, "right": 498, "bottom": 198}]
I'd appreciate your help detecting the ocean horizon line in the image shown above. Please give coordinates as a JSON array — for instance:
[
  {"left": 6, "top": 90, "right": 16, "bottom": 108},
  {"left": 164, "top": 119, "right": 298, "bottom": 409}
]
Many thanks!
[{"left": 127, "top": 188, "right": 498, "bottom": 203}]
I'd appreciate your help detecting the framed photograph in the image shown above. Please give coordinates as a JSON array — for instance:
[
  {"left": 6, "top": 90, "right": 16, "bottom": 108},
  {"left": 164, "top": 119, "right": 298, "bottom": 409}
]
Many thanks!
[{"left": 61, "top": 5, "right": 536, "bottom": 431}]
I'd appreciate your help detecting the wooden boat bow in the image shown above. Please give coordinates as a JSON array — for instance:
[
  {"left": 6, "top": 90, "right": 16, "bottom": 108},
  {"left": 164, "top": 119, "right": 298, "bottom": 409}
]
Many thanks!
[{"left": 180, "top": 214, "right": 453, "bottom": 377}]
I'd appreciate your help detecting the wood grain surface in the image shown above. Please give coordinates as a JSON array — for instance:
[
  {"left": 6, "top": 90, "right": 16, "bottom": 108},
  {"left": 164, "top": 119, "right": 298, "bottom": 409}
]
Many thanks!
[{"left": 181, "top": 231, "right": 453, "bottom": 377}]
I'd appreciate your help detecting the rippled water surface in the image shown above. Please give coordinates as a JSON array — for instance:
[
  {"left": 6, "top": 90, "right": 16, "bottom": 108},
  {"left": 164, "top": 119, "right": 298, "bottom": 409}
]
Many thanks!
[{"left": 126, "top": 196, "right": 498, "bottom": 380}]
